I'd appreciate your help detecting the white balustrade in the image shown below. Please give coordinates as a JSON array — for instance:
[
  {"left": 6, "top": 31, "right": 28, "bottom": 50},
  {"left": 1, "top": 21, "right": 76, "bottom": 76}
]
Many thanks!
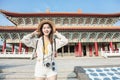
[
  {"left": 0, "top": 51, "right": 34, "bottom": 59},
  {"left": 101, "top": 48, "right": 120, "bottom": 58}
]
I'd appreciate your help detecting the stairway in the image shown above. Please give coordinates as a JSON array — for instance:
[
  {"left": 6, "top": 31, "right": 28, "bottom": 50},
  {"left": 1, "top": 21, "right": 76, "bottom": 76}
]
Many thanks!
[
  {"left": 0, "top": 69, "right": 78, "bottom": 80},
  {"left": 0, "top": 71, "right": 78, "bottom": 80},
  {"left": 0, "top": 58, "right": 78, "bottom": 80}
]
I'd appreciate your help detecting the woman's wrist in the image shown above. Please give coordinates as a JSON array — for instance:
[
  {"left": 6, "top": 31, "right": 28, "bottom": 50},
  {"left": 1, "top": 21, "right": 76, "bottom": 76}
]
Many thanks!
[
  {"left": 29, "top": 32, "right": 36, "bottom": 37},
  {"left": 31, "top": 32, "right": 35, "bottom": 36},
  {"left": 54, "top": 31, "right": 58, "bottom": 35}
]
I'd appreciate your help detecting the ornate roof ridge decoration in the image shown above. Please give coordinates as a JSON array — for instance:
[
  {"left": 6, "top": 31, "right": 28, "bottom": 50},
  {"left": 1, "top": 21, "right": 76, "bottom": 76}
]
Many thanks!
[
  {"left": 1, "top": 9, "right": 120, "bottom": 17},
  {"left": 1, "top": 9, "right": 120, "bottom": 27},
  {"left": 1, "top": 31, "right": 120, "bottom": 43}
]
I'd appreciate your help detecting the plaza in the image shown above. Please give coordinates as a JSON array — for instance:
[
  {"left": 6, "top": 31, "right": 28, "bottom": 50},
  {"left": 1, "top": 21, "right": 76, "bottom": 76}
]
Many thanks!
[
  {"left": 0, "top": 57, "right": 120, "bottom": 80},
  {"left": 0, "top": 9, "right": 120, "bottom": 80}
]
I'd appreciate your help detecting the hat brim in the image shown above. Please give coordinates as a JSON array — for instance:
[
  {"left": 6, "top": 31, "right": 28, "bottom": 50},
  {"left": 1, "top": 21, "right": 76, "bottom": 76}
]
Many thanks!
[{"left": 37, "top": 20, "right": 56, "bottom": 36}]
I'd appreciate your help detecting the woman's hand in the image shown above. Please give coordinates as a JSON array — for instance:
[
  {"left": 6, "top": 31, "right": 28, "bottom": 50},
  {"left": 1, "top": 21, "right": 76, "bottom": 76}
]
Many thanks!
[
  {"left": 53, "top": 31, "right": 58, "bottom": 38},
  {"left": 32, "top": 30, "right": 40, "bottom": 36},
  {"left": 54, "top": 31, "right": 58, "bottom": 34}
]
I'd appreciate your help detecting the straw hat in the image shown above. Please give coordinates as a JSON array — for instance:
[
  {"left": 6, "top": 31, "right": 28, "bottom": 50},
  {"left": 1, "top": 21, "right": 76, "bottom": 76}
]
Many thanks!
[{"left": 37, "top": 20, "right": 56, "bottom": 37}]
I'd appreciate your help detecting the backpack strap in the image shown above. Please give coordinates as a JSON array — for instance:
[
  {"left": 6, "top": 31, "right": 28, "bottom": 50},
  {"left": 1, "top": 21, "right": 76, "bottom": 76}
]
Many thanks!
[
  {"left": 54, "top": 39, "right": 57, "bottom": 57},
  {"left": 31, "top": 40, "right": 38, "bottom": 60}
]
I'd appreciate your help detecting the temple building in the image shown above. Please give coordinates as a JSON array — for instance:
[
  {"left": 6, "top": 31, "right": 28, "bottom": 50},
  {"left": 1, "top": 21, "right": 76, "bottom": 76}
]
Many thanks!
[{"left": 0, "top": 9, "right": 120, "bottom": 58}]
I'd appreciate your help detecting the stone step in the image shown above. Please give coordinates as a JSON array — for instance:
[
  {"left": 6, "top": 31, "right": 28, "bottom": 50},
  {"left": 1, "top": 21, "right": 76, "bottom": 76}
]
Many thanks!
[
  {"left": 0, "top": 58, "right": 80, "bottom": 80},
  {"left": 0, "top": 69, "right": 73, "bottom": 73},
  {"left": 0, "top": 72, "right": 77, "bottom": 79},
  {"left": 0, "top": 78, "right": 78, "bottom": 80}
]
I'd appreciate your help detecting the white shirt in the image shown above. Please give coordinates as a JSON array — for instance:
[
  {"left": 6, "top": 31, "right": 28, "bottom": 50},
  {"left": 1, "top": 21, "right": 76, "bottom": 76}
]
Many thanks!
[{"left": 21, "top": 32, "right": 68, "bottom": 61}]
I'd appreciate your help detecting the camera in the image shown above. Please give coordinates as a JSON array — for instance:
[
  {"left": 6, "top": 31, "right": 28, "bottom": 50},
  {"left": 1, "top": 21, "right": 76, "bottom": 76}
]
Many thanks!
[{"left": 44, "top": 61, "right": 55, "bottom": 71}]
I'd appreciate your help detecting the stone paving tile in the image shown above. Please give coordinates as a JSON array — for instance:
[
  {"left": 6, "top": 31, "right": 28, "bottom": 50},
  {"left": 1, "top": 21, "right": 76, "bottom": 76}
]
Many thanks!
[{"left": 84, "top": 67, "right": 120, "bottom": 80}]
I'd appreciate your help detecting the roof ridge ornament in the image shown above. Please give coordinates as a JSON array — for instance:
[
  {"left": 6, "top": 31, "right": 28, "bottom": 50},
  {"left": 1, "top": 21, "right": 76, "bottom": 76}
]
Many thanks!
[
  {"left": 46, "top": 8, "right": 50, "bottom": 13},
  {"left": 77, "top": 9, "right": 82, "bottom": 13}
]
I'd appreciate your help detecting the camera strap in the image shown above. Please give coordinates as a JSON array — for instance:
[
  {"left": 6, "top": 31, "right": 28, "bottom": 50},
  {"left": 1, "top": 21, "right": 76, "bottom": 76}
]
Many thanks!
[{"left": 42, "top": 36, "right": 56, "bottom": 64}]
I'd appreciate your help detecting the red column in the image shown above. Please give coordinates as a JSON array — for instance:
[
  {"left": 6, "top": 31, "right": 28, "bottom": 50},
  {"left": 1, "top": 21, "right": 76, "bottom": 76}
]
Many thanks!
[
  {"left": 110, "top": 42, "right": 113, "bottom": 51},
  {"left": 102, "top": 43, "right": 105, "bottom": 51},
  {"left": 89, "top": 44, "right": 92, "bottom": 57},
  {"left": 25, "top": 47, "right": 28, "bottom": 54},
  {"left": 115, "top": 43, "right": 118, "bottom": 51},
  {"left": 12, "top": 44, "right": 14, "bottom": 53},
  {"left": 94, "top": 42, "right": 98, "bottom": 56},
  {"left": 19, "top": 42, "right": 22, "bottom": 53},
  {"left": 2, "top": 40, "right": 6, "bottom": 53},
  {"left": 78, "top": 42, "right": 82, "bottom": 57}
]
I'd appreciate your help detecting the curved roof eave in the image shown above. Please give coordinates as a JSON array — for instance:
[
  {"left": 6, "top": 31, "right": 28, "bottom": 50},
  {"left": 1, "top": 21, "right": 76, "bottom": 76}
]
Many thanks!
[
  {"left": 0, "top": 26, "right": 120, "bottom": 32},
  {"left": 1, "top": 10, "right": 120, "bottom": 17}
]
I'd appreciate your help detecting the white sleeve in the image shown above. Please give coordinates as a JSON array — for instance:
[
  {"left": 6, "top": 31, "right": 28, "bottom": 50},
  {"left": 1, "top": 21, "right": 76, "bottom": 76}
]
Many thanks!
[
  {"left": 21, "top": 33, "right": 37, "bottom": 48},
  {"left": 55, "top": 32, "right": 68, "bottom": 49}
]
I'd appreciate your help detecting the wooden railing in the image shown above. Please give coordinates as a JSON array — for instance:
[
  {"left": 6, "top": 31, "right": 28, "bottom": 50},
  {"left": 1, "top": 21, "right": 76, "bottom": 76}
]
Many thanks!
[{"left": 101, "top": 48, "right": 120, "bottom": 58}]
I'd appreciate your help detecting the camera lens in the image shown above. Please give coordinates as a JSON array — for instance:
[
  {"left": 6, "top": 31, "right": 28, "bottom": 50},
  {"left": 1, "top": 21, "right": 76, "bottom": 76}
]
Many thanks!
[
  {"left": 52, "top": 62, "right": 55, "bottom": 66},
  {"left": 52, "top": 67, "right": 55, "bottom": 71},
  {"left": 46, "top": 63, "right": 50, "bottom": 67}
]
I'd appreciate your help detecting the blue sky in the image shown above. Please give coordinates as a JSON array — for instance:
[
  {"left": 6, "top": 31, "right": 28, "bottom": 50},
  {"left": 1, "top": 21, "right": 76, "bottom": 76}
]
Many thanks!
[
  {"left": 0, "top": 0, "right": 120, "bottom": 26},
  {"left": 0, "top": 0, "right": 120, "bottom": 45}
]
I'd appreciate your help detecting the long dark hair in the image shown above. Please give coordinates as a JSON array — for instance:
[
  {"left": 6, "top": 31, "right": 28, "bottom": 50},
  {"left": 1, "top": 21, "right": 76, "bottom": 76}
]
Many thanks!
[
  {"left": 37, "top": 20, "right": 55, "bottom": 44},
  {"left": 41, "top": 23, "right": 53, "bottom": 44}
]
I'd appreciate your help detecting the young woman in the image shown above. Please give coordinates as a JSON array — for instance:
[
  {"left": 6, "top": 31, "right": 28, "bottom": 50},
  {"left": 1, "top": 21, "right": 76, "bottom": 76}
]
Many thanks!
[{"left": 21, "top": 20, "right": 68, "bottom": 80}]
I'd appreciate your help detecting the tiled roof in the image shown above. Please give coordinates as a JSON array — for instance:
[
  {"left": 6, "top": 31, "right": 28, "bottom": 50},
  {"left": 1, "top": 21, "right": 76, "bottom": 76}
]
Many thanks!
[{"left": 1, "top": 10, "right": 120, "bottom": 17}]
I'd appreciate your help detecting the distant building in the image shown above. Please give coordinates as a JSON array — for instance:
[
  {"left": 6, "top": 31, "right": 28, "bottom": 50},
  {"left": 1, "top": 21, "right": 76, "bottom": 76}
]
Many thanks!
[{"left": 0, "top": 10, "right": 120, "bottom": 57}]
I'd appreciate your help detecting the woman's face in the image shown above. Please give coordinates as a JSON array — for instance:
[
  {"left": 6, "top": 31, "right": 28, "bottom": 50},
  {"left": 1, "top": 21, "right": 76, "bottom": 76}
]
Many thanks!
[{"left": 42, "top": 24, "right": 52, "bottom": 36}]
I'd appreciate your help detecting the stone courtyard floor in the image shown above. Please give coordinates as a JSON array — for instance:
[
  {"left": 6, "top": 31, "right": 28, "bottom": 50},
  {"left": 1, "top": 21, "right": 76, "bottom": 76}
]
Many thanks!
[{"left": 0, "top": 56, "right": 120, "bottom": 80}]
